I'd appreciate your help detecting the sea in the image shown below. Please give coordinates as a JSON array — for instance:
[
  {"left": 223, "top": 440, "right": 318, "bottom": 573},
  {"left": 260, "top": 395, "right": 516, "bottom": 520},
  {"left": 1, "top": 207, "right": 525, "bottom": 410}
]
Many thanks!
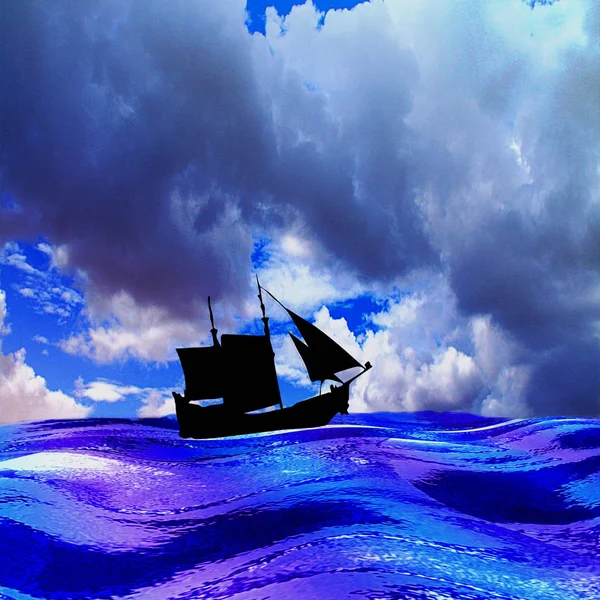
[{"left": 0, "top": 412, "right": 599, "bottom": 600}]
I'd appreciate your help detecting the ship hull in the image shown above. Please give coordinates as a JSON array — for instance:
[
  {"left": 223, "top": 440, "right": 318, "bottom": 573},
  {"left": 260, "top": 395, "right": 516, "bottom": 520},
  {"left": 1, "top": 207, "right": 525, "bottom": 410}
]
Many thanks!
[{"left": 173, "top": 385, "right": 350, "bottom": 439}]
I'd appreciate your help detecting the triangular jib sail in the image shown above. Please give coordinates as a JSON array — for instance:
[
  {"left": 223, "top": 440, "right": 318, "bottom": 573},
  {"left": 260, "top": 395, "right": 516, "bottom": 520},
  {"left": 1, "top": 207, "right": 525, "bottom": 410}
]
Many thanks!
[
  {"left": 289, "top": 333, "right": 342, "bottom": 383},
  {"left": 263, "top": 288, "right": 363, "bottom": 383}
]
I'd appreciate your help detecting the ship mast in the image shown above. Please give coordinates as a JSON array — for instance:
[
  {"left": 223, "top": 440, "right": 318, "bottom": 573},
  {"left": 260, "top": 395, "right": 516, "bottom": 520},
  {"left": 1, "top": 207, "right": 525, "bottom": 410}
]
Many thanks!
[
  {"left": 208, "top": 296, "right": 219, "bottom": 346},
  {"left": 256, "top": 275, "right": 270, "bottom": 337},
  {"left": 257, "top": 275, "right": 283, "bottom": 410}
]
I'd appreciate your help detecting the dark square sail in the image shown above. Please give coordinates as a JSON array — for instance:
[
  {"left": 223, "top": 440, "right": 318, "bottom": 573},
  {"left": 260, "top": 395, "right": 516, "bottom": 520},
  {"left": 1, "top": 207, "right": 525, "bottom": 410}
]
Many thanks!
[
  {"left": 221, "top": 334, "right": 281, "bottom": 413},
  {"left": 176, "top": 346, "right": 223, "bottom": 401}
]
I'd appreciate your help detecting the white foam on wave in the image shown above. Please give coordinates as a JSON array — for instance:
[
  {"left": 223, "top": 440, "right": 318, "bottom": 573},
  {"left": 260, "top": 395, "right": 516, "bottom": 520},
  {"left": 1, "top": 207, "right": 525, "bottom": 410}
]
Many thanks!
[
  {"left": 437, "top": 419, "right": 526, "bottom": 434},
  {"left": 205, "top": 423, "right": 390, "bottom": 440},
  {"left": 385, "top": 438, "right": 456, "bottom": 446},
  {"left": 0, "top": 451, "right": 119, "bottom": 473}
]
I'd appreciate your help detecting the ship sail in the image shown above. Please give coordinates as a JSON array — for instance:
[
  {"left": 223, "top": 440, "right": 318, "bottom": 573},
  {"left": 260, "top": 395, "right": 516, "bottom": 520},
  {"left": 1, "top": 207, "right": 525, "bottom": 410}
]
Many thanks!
[
  {"left": 289, "top": 333, "right": 342, "bottom": 383},
  {"left": 287, "top": 308, "right": 362, "bottom": 381},
  {"left": 221, "top": 334, "right": 281, "bottom": 413},
  {"left": 176, "top": 346, "right": 223, "bottom": 401},
  {"left": 263, "top": 288, "right": 363, "bottom": 383}
]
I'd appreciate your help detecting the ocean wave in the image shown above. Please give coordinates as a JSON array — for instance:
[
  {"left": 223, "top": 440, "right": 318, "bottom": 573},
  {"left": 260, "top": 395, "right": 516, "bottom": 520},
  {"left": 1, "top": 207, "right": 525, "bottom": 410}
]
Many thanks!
[{"left": 0, "top": 413, "right": 598, "bottom": 599}]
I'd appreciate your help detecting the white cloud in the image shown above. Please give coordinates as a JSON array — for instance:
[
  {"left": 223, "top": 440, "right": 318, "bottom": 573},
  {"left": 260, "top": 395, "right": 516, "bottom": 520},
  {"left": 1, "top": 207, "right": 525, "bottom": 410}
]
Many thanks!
[
  {"left": 33, "top": 335, "right": 49, "bottom": 344},
  {"left": 0, "top": 291, "right": 10, "bottom": 336},
  {"left": 321, "top": 274, "right": 531, "bottom": 418},
  {"left": 480, "top": 365, "right": 532, "bottom": 418},
  {"left": 72, "top": 375, "right": 175, "bottom": 417},
  {"left": 0, "top": 290, "right": 91, "bottom": 423},
  {"left": 37, "top": 242, "right": 71, "bottom": 270},
  {"left": 409, "top": 347, "right": 484, "bottom": 411},
  {"left": 0, "top": 242, "right": 39, "bottom": 275},
  {"left": 36, "top": 242, "right": 53, "bottom": 258},
  {"left": 469, "top": 313, "right": 532, "bottom": 417},
  {"left": 137, "top": 390, "right": 175, "bottom": 418},
  {"left": 3, "top": 242, "right": 84, "bottom": 321},
  {"left": 257, "top": 237, "right": 366, "bottom": 313},
  {"left": 281, "top": 234, "right": 313, "bottom": 259},
  {"left": 0, "top": 348, "right": 91, "bottom": 423},
  {"left": 60, "top": 290, "right": 209, "bottom": 364},
  {"left": 42, "top": 303, "right": 70, "bottom": 318},
  {"left": 265, "top": 272, "right": 529, "bottom": 417},
  {"left": 60, "top": 289, "right": 82, "bottom": 305},
  {"left": 74, "top": 377, "right": 142, "bottom": 403}
]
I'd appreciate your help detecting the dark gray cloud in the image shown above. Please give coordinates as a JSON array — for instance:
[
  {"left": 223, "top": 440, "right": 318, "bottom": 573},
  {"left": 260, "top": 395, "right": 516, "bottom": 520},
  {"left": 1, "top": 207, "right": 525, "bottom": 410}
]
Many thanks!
[
  {"left": 441, "top": 1, "right": 600, "bottom": 415},
  {"left": 0, "top": 0, "right": 434, "bottom": 319},
  {"left": 1, "top": 0, "right": 271, "bottom": 313},
  {"left": 526, "top": 339, "right": 600, "bottom": 417},
  {"left": 450, "top": 209, "right": 600, "bottom": 351},
  {"left": 2, "top": 0, "right": 600, "bottom": 416}
]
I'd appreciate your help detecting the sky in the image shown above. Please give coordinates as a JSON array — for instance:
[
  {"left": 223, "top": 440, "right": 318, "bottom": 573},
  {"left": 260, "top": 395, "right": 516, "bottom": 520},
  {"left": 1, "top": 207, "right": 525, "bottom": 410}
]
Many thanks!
[{"left": 1, "top": 0, "right": 599, "bottom": 423}]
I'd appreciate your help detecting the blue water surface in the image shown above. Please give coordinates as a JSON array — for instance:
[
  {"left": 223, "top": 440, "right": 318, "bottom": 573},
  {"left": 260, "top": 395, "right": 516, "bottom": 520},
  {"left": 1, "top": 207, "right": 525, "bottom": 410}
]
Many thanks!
[{"left": 0, "top": 412, "right": 598, "bottom": 599}]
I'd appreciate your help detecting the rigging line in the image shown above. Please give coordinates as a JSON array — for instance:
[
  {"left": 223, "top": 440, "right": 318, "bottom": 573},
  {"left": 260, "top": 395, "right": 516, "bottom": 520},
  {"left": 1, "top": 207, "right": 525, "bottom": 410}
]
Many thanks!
[{"left": 260, "top": 286, "right": 288, "bottom": 314}]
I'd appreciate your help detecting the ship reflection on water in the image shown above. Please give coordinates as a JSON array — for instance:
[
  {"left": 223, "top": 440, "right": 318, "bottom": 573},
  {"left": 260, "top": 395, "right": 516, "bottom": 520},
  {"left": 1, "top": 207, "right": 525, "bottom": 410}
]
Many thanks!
[{"left": 0, "top": 411, "right": 599, "bottom": 599}]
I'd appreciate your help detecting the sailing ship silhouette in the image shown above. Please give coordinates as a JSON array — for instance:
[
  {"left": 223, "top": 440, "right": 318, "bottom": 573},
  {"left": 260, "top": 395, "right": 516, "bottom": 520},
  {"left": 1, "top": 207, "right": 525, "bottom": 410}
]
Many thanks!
[{"left": 172, "top": 278, "right": 371, "bottom": 439}]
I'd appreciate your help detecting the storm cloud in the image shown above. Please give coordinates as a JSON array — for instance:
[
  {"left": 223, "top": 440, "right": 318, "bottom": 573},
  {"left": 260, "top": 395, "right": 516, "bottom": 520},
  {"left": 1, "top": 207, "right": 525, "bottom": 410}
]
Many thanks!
[
  {"left": 2, "top": 0, "right": 600, "bottom": 416},
  {"left": 0, "top": 0, "right": 433, "bottom": 314}
]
